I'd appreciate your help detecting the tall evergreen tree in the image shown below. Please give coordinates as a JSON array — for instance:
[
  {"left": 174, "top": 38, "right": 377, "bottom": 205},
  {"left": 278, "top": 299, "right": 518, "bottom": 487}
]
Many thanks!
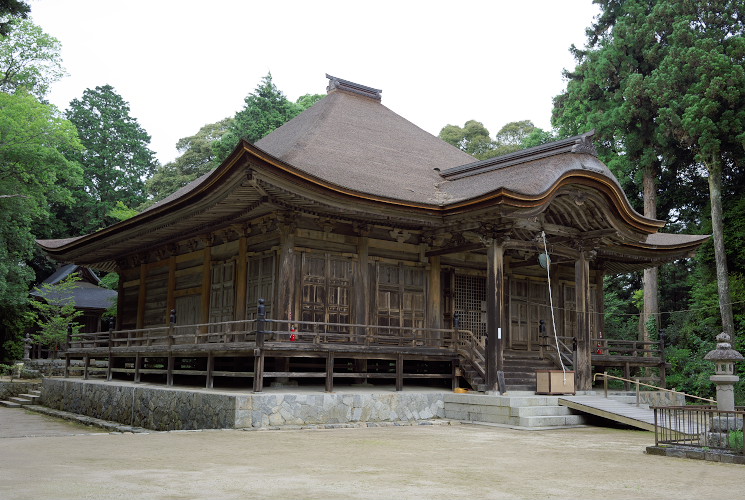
[
  {"left": 145, "top": 118, "right": 232, "bottom": 205},
  {"left": 650, "top": 0, "right": 745, "bottom": 339},
  {"left": 213, "top": 73, "right": 322, "bottom": 160},
  {"left": 63, "top": 85, "right": 158, "bottom": 233}
]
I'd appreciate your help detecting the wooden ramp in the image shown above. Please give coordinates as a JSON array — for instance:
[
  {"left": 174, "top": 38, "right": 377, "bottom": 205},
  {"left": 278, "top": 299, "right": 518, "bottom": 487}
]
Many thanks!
[{"left": 558, "top": 396, "right": 659, "bottom": 432}]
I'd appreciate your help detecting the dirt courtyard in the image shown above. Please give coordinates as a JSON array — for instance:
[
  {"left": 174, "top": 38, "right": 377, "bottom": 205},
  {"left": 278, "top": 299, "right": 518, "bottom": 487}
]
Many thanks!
[{"left": 1, "top": 408, "right": 740, "bottom": 500}]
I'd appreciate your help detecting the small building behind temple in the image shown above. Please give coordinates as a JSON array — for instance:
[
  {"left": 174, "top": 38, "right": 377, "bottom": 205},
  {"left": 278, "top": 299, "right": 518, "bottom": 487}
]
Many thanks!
[
  {"left": 29, "top": 264, "right": 117, "bottom": 358},
  {"left": 37, "top": 75, "right": 708, "bottom": 392}
]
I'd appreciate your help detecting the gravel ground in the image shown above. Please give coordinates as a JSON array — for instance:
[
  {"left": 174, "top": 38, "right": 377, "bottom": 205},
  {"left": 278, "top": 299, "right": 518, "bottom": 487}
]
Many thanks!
[{"left": 1, "top": 406, "right": 741, "bottom": 500}]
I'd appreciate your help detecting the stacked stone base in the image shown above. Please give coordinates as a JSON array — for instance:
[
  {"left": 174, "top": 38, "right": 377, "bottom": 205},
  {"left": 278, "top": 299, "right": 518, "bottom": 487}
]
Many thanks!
[{"left": 40, "top": 379, "right": 447, "bottom": 431}]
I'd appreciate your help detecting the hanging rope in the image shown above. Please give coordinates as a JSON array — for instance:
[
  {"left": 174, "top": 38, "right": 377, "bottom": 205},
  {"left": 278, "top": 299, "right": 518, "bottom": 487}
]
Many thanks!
[{"left": 541, "top": 231, "right": 567, "bottom": 379}]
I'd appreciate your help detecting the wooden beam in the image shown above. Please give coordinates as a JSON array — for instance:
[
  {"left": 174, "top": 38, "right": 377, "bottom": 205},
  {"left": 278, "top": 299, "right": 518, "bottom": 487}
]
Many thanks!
[{"left": 425, "top": 242, "right": 483, "bottom": 257}]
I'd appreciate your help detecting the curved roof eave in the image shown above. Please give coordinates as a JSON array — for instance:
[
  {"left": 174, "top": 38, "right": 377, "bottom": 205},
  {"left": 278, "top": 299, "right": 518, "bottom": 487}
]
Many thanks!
[{"left": 38, "top": 141, "right": 672, "bottom": 259}]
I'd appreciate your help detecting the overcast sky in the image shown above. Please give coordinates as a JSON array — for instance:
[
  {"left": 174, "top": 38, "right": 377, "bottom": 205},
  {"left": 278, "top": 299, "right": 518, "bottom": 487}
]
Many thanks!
[{"left": 29, "top": 0, "right": 600, "bottom": 165}]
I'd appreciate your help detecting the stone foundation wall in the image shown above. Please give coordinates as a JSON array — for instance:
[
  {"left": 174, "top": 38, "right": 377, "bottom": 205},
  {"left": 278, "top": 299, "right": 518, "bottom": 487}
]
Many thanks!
[
  {"left": 638, "top": 391, "right": 686, "bottom": 406},
  {"left": 0, "top": 381, "right": 39, "bottom": 400},
  {"left": 40, "top": 379, "right": 447, "bottom": 431}
]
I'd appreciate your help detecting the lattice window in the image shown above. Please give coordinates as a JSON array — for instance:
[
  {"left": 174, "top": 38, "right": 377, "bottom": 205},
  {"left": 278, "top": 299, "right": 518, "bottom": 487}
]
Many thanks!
[{"left": 453, "top": 274, "right": 487, "bottom": 341}]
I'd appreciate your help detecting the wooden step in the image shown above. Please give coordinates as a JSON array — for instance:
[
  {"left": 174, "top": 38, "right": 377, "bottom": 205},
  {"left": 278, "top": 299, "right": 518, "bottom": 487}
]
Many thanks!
[{"left": 0, "top": 400, "right": 22, "bottom": 408}]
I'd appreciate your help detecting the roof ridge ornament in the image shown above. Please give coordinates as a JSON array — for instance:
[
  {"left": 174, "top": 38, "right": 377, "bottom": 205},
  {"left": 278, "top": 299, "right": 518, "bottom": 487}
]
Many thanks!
[
  {"left": 326, "top": 74, "right": 382, "bottom": 101},
  {"left": 571, "top": 130, "right": 598, "bottom": 156}
]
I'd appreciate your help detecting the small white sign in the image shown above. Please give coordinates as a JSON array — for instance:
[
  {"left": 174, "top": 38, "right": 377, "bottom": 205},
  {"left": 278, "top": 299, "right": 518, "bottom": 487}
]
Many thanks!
[{"left": 498, "top": 327, "right": 502, "bottom": 339}]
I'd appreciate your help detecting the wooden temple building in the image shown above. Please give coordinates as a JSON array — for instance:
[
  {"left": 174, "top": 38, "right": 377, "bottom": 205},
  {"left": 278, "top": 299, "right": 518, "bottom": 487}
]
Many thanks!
[{"left": 38, "top": 75, "right": 708, "bottom": 393}]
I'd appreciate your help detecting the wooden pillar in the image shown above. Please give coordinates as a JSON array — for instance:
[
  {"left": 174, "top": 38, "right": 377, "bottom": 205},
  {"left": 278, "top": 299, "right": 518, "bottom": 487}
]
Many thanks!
[
  {"left": 136, "top": 262, "right": 147, "bottom": 329},
  {"left": 486, "top": 240, "right": 506, "bottom": 392},
  {"left": 595, "top": 266, "right": 606, "bottom": 339},
  {"left": 354, "top": 234, "right": 370, "bottom": 327},
  {"left": 253, "top": 349, "right": 264, "bottom": 392},
  {"left": 427, "top": 256, "right": 442, "bottom": 332},
  {"left": 200, "top": 237, "right": 213, "bottom": 325},
  {"left": 235, "top": 233, "right": 249, "bottom": 321},
  {"left": 277, "top": 222, "right": 296, "bottom": 322},
  {"left": 206, "top": 352, "right": 214, "bottom": 389},
  {"left": 166, "top": 254, "right": 176, "bottom": 325},
  {"left": 396, "top": 354, "right": 404, "bottom": 391},
  {"left": 83, "top": 355, "right": 90, "bottom": 380},
  {"left": 167, "top": 354, "right": 175, "bottom": 386},
  {"left": 575, "top": 251, "right": 592, "bottom": 391},
  {"left": 134, "top": 353, "right": 141, "bottom": 383},
  {"left": 325, "top": 352, "right": 334, "bottom": 393}
]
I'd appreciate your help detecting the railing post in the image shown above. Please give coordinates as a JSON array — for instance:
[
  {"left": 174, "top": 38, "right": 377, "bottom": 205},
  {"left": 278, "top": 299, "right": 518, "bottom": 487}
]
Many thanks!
[
  {"left": 168, "top": 309, "right": 176, "bottom": 346},
  {"left": 603, "top": 371, "right": 608, "bottom": 398},
  {"left": 107, "top": 324, "right": 113, "bottom": 381},
  {"left": 659, "top": 329, "right": 667, "bottom": 389},
  {"left": 635, "top": 377, "right": 640, "bottom": 406}
]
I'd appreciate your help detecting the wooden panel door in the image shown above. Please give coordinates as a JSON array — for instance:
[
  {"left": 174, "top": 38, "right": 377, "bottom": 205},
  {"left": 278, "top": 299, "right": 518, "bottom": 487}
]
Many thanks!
[
  {"left": 301, "top": 253, "right": 353, "bottom": 332},
  {"left": 209, "top": 260, "right": 235, "bottom": 324},
  {"left": 246, "top": 253, "right": 276, "bottom": 319}
]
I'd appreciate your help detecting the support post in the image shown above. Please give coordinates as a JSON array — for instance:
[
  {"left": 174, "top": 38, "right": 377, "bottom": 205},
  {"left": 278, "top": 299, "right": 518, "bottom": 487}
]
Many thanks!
[
  {"left": 206, "top": 352, "right": 214, "bottom": 389},
  {"left": 396, "top": 354, "right": 404, "bottom": 391},
  {"left": 575, "top": 251, "right": 592, "bottom": 390},
  {"left": 486, "top": 240, "right": 505, "bottom": 392},
  {"left": 253, "top": 349, "right": 264, "bottom": 393},
  {"left": 167, "top": 354, "right": 174, "bottom": 386},
  {"left": 277, "top": 221, "right": 296, "bottom": 323},
  {"left": 134, "top": 353, "right": 141, "bottom": 383},
  {"left": 325, "top": 352, "right": 334, "bottom": 393},
  {"left": 83, "top": 355, "right": 90, "bottom": 380}
]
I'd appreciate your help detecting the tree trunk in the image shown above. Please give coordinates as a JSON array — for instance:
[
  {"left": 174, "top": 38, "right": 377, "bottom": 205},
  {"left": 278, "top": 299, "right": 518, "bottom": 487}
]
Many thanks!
[
  {"left": 707, "top": 161, "right": 735, "bottom": 338},
  {"left": 642, "top": 165, "right": 659, "bottom": 346}
]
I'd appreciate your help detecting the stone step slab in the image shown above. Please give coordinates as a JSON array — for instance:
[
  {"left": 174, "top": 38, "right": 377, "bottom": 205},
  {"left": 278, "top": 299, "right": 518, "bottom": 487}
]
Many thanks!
[{"left": 0, "top": 400, "right": 22, "bottom": 408}]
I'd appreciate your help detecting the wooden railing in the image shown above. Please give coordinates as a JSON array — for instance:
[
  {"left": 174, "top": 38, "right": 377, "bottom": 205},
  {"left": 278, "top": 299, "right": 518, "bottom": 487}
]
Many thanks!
[
  {"left": 594, "top": 372, "right": 716, "bottom": 405},
  {"left": 454, "top": 328, "right": 486, "bottom": 381},
  {"left": 592, "top": 338, "right": 664, "bottom": 358},
  {"left": 67, "top": 319, "right": 460, "bottom": 351}
]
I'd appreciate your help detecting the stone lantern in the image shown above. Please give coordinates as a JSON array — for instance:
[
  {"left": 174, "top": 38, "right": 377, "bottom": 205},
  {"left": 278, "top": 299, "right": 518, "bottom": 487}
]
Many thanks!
[{"left": 704, "top": 332, "right": 743, "bottom": 411}]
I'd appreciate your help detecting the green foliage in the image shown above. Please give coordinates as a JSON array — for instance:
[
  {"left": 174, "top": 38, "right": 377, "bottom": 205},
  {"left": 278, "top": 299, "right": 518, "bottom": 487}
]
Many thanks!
[
  {"left": 29, "top": 273, "right": 83, "bottom": 351},
  {"left": 0, "top": 0, "right": 30, "bottom": 36},
  {"left": 213, "top": 73, "right": 311, "bottom": 160},
  {"left": 145, "top": 118, "right": 232, "bottom": 205},
  {"left": 729, "top": 430, "right": 744, "bottom": 451},
  {"left": 0, "top": 91, "right": 83, "bottom": 310},
  {"left": 63, "top": 84, "right": 158, "bottom": 233},
  {"left": 108, "top": 201, "right": 139, "bottom": 222},
  {"left": 439, "top": 120, "right": 552, "bottom": 160},
  {"left": 0, "top": 18, "right": 65, "bottom": 98}
]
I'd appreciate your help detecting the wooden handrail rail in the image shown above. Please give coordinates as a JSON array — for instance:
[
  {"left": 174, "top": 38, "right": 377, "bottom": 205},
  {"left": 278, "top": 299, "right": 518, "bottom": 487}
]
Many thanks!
[{"left": 593, "top": 372, "right": 715, "bottom": 404}]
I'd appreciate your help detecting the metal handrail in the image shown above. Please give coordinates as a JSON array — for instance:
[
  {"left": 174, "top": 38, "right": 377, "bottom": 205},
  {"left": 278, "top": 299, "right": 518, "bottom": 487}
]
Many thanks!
[{"left": 593, "top": 372, "right": 716, "bottom": 405}]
